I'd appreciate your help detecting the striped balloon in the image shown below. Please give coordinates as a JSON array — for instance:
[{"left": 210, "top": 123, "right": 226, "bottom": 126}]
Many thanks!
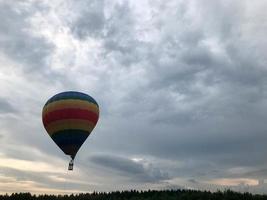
[{"left": 42, "top": 91, "right": 99, "bottom": 160}]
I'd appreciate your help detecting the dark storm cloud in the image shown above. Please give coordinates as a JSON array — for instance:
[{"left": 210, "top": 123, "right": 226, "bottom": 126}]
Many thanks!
[
  {"left": 76, "top": 0, "right": 267, "bottom": 185},
  {"left": 90, "top": 154, "right": 169, "bottom": 183},
  {"left": 0, "top": 1, "right": 54, "bottom": 72},
  {"left": 0, "top": 98, "right": 16, "bottom": 113}
]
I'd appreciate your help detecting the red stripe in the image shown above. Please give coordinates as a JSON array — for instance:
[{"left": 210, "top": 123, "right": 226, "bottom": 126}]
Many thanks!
[{"left": 43, "top": 108, "right": 99, "bottom": 127}]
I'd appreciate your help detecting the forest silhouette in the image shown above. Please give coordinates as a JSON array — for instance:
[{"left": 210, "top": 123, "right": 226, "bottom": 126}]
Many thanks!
[{"left": 1, "top": 190, "right": 267, "bottom": 200}]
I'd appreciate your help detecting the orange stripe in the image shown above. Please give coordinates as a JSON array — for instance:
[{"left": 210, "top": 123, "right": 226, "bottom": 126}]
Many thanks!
[
  {"left": 42, "top": 99, "right": 99, "bottom": 116},
  {"left": 44, "top": 119, "right": 95, "bottom": 135}
]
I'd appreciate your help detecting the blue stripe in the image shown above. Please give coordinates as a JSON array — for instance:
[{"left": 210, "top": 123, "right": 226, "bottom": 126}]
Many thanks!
[
  {"left": 51, "top": 129, "right": 89, "bottom": 147},
  {"left": 45, "top": 91, "right": 98, "bottom": 106},
  {"left": 51, "top": 129, "right": 90, "bottom": 157},
  {"left": 51, "top": 129, "right": 89, "bottom": 157}
]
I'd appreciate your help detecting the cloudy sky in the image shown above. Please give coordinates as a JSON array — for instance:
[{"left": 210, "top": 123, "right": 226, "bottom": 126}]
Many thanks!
[{"left": 0, "top": 0, "right": 267, "bottom": 194}]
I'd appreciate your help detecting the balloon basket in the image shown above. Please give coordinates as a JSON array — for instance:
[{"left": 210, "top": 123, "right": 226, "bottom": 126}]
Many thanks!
[{"left": 68, "top": 159, "right": 74, "bottom": 171}]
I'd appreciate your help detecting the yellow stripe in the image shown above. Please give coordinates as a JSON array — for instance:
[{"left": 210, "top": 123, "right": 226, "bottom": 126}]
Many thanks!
[
  {"left": 42, "top": 99, "right": 99, "bottom": 116},
  {"left": 45, "top": 119, "right": 95, "bottom": 135}
]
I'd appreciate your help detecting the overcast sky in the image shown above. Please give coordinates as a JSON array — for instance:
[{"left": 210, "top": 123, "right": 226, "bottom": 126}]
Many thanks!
[{"left": 0, "top": 0, "right": 267, "bottom": 194}]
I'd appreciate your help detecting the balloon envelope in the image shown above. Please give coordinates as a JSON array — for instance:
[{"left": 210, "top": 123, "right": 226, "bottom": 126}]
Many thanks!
[{"left": 42, "top": 91, "right": 99, "bottom": 159}]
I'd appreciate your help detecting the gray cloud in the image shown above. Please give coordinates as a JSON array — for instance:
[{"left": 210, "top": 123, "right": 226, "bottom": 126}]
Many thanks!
[
  {"left": 90, "top": 154, "right": 169, "bottom": 183},
  {"left": 0, "top": 166, "right": 95, "bottom": 192},
  {"left": 188, "top": 179, "right": 199, "bottom": 184},
  {"left": 61, "top": 0, "right": 266, "bottom": 191},
  {"left": 0, "top": 1, "right": 54, "bottom": 72},
  {"left": 0, "top": 0, "right": 267, "bottom": 194},
  {"left": 0, "top": 98, "right": 16, "bottom": 114},
  {"left": 68, "top": 0, "right": 147, "bottom": 67},
  {"left": 70, "top": 0, "right": 105, "bottom": 39}
]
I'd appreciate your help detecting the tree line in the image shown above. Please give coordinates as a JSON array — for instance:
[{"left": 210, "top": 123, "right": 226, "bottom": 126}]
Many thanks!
[{"left": 0, "top": 189, "right": 267, "bottom": 200}]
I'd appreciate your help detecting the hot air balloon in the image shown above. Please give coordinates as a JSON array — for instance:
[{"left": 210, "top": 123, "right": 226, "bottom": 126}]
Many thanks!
[{"left": 42, "top": 91, "right": 99, "bottom": 170}]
